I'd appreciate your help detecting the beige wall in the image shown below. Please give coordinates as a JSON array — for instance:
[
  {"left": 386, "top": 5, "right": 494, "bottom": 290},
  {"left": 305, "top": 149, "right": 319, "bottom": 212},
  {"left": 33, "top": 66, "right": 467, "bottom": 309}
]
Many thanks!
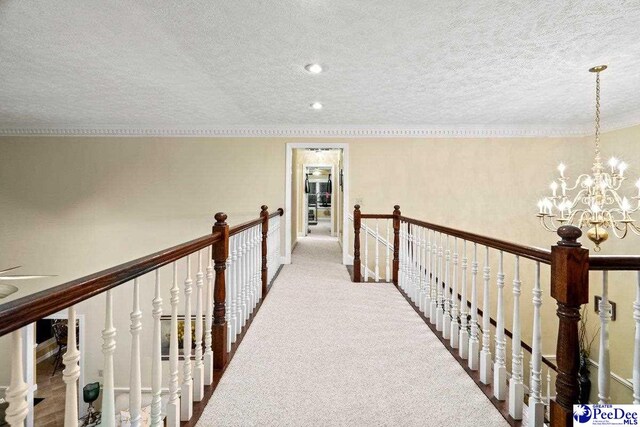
[{"left": 1, "top": 127, "right": 639, "bottom": 400}]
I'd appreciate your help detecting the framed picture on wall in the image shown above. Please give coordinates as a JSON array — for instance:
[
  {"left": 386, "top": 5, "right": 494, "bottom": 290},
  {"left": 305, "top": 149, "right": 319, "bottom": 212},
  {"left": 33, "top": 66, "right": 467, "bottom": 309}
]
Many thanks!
[{"left": 160, "top": 315, "right": 205, "bottom": 360}]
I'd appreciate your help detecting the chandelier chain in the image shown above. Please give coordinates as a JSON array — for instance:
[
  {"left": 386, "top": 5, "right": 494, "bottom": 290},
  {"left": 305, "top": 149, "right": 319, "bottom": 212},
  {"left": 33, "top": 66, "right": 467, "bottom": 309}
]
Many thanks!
[{"left": 594, "top": 71, "right": 601, "bottom": 162}]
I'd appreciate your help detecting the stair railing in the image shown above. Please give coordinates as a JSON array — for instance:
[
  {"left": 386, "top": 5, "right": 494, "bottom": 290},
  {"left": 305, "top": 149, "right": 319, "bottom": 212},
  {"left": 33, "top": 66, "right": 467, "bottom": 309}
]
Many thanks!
[
  {"left": 352, "top": 204, "right": 640, "bottom": 427},
  {"left": 0, "top": 205, "right": 283, "bottom": 427}
]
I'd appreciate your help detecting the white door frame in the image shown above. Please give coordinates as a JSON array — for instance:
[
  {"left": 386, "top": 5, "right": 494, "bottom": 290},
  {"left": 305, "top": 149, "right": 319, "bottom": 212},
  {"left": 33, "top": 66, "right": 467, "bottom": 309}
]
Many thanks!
[
  {"left": 285, "top": 142, "right": 349, "bottom": 264},
  {"left": 302, "top": 164, "right": 336, "bottom": 237}
]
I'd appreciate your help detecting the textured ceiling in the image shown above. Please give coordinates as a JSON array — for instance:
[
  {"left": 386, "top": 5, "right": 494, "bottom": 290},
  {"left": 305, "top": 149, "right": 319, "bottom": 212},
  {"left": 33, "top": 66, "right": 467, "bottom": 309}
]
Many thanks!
[{"left": 1, "top": 0, "right": 640, "bottom": 136}]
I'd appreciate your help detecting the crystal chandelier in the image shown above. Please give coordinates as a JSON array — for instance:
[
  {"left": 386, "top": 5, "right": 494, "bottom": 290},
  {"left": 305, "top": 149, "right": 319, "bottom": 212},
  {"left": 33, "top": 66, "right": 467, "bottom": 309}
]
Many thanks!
[{"left": 537, "top": 65, "right": 640, "bottom": 251}]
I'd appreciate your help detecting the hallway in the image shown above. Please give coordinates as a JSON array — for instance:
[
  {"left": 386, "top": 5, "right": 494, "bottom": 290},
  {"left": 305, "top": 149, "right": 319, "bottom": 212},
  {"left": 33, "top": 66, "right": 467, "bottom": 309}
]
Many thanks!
[{"left": 196, "top": 234, "right": 507, "bottom": 426}]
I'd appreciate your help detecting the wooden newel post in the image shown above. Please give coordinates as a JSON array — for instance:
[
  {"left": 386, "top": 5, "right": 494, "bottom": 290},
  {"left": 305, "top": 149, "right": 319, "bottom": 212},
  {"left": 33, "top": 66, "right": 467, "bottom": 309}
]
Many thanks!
[
  {"left": 212, "top": 212, "right": 229, "bottom": 370},
  {"left": 393, "top": 205, "right": 401, "bottom": 287},
  {"left": 550, "top": 225, "right": 589, "bottom": 427},
  {"left": 261, "top": 205, "right": 269, "bottom": 297},
  {"left": 353, "top": 205, "right": 362, "bottom": 282}
]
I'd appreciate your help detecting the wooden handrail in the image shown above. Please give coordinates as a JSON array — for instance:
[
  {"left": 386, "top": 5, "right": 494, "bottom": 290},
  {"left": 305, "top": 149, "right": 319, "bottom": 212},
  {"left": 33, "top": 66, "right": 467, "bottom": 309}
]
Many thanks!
[
  {"left": 588, "top": 255, "right": 640, "bottom": 271},
  {"left": 270, "top": 208, "right": 284, "bottom": 219},
  {"left": 360, "top": 214, "right": 393, "bottom": 219},
  {"left": 0, "top": 207, "right": 285, "bottom": 338},
  {"left": 0, "top": 232, "right": 223, "bottom": 337},
  {"left": 400, "top": 216, "right": 552, "bottom": 264},
  {"left": 229, "top": 208, "right": 284, "bottom": 237}
]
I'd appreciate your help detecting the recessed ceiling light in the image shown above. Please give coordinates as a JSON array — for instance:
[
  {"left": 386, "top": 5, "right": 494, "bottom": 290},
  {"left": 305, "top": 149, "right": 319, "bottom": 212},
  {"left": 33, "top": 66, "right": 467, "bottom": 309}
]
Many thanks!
[
  {"left": 305, "top": 63, "right": 323, "bottom": 74},
  {"left": 310, "top": 102, "right": 323, "bottom": 110}
]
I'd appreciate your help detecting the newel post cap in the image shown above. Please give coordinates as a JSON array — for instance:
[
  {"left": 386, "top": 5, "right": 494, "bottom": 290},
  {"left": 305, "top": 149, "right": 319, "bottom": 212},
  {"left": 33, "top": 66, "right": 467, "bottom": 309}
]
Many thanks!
[
  {"left": 214, "top": 212, "right": 228, "bottom": 225},
  {"left": 393, "top": 205, "right": 401, "bottom": 215},
  {"left": 557, "top": 225, "right": 582, "bottom": 247},
  {"left": 261, "top": 205, "right": 268, "bottom": 212},
  {"left": 354, "top": 204, "right": 360, "bottom": 211}
]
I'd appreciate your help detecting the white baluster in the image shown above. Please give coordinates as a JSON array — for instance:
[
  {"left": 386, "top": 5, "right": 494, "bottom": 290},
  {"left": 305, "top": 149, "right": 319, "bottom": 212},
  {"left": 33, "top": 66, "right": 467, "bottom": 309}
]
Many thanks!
[
  {"left": 529, "top": 262, "right": 544, "bottom": 427},
  {"left": 233, "top": 236, "right": 242, "bottom": 339},
  {"left": 364, "top": 220, "right": 369, "bottom": 282},
  {"left": 151, "top": 270, "right": 163, "bottom": 426},
  {"left": 430, "top": 230, "right": 438, "bottom": 322},
  {"left": 240, "top": 231, "right": 248, "bottom": 325},
  {"left": 5, "top": 329, "right": 29, "bottom": 426},
  {"left": 244, "top": 230, "right": 251, "bottom": 321},
  {"left": 598, "top": 271, "right": 611, "bottom": 404},
  {"left": 398, "top": 222, "right": 403, "bottom": 289},
  {"left": 436, "top": 233, "right": 444, "bottom": 330},
  {"left": 62, "top": 306, "right": 81, "bottom": 427},
  {"left": 101, "top": 291, "right": 116, "bottom": 427},
  {"left": 181, "top": 256, "right": 193, "bottom": 421},
  {"left": 494, "top": 251, "right": 506, "bottom": 399},
  {"left": 468, "top": 243, "right": 479, "bottom": 370},
  {"left": 508, "top": 256, "right": 523, "bottom": 419},
  {"left": 418, "top": 227, "right": 425, "bottom": 312},
  {"left": 166, "top": 263, "right": 180, "bottom": 427},
  {"left": 450, "top": 237, "right": 460, "bottom": 348},
  {"left": 253, "top": 226, "right": 258, "bottom": 305},
  {"left": 256, "top": 226, "right": 261, "bottom": 304},
  {"left": 129, "top": 280, "right": 142, "bottom": 426},
  {"left": 443, "top": 236, "right": 451, "bottom": 339},
  {"left": 424, "top": 228, "right": 432, "bottom": 318},
  {"left": 410, "top": 226, "right": 420, "bottom": 303},
  {"left": 459, "top": 240, "right": 469, "bottom": 359},
  {"left": 386, "top": 219, "right": 391, "bottom": 282},
  {"left": 205, "top": 245, "right": 215, "bottom": 384},
  {"left": 375, "top": 220, "right": 380, "bottom": 282},
  {"left": 404, "top": 223, "right": 409, "bottom": 292},
  {"left": 224, "top": 240, "right": 233, "bottom": 352},
  {"left": 546, "top": 369, "right": 552, "bottom": 419},
  {"left": 193, "top": 251, "right": 204, "bottom": 402},
  {"left": 398, "top": 222, "right": 404, "bottom": 290},
  {"left": 255, "top": 226, "right": 262, "bottom": 303},
  {"left": 418, "top": 227, "right": 425, "bottom": 306},
  {"left": 634, "top": 271, "right": 640, "bottom": 404},
  {"left": 480, "top": 246, "right": 492, "bottom": 384},
  {"left": 274, "top": 218, "right": 279, "bottom": 274},
  {"left": 249, "top": 228, "right": 257, "bottom": 311}
]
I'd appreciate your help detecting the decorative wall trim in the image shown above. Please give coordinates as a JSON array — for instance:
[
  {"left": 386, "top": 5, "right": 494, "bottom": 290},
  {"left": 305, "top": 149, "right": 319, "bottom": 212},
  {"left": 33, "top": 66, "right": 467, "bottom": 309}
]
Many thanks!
[{"left": 0, "top": 124, "right": 617, "bottom": 138}]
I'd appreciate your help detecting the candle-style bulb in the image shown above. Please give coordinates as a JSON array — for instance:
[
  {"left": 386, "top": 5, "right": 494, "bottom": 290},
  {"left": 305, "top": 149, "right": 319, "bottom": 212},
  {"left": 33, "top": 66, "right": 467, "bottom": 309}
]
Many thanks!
[
  {"left": 609, "top": 157, "right": 619, "bottom": 168},
  {"left": 622, "top": 197, "right": 631, "bottom": 211},
  {"left": 558, "top": 163, "right": 566, "bottom": 175},
  {"left": 619, "top": 161, "right": 628, "bottom": 176}
]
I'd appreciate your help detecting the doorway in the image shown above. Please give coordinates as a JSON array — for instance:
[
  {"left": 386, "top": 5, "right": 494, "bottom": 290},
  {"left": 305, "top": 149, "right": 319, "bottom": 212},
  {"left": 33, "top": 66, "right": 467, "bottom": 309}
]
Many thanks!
[
  {"left": 285, "top": 143, "right": 349, "bottom": 264},
  {"left": 303, "top": 165, "right": 335, "bottom": 237}
]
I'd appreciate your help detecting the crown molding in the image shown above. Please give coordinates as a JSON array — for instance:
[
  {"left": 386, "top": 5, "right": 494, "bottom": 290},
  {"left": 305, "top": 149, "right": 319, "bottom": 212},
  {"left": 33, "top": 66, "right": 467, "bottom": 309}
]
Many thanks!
[{"left": 0, "top": 122, "right": 635, "bottom": 138}]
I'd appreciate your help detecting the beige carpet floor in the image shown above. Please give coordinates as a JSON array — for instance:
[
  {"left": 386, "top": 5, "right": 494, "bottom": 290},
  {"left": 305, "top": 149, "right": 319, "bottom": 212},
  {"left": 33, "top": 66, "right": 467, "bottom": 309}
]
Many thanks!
[{"left": 197, "top": 234, "right": 508, "bottom": 426}]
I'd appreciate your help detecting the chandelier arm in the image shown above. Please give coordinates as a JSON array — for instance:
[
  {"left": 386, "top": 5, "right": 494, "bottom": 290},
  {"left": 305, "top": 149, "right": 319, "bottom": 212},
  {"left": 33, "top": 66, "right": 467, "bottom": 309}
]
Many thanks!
[
  {"left": 609, "top": 222, "right": 629, "bottom": 239},
  {"left": 578, "top": 210, "right": 592, "bottom": 228},
  {"left": 564, "top": 174, "right": 592, "bottom": 192},
  {"left": 629, "top": 222, "right": 640, "bottom": 236},
  {"left": 539, "top": 215, "right": 558, "bottom": 232}
]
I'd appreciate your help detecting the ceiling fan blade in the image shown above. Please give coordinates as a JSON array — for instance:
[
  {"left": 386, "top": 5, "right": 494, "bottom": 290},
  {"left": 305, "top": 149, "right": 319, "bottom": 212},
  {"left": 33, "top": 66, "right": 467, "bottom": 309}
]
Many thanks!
[
  {"left": 0, "top": 275, "right": 56, "bottom": 280},
  {"left": 0, "top": 266, "right": 22, "bottom": 275}
]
